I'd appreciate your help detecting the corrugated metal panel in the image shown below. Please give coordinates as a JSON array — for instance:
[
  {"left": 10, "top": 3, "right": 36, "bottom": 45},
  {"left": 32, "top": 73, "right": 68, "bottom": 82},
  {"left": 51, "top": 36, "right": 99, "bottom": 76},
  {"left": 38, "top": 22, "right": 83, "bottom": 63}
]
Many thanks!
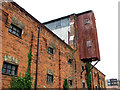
[{"left": 77, "top": 12, "right": 100, "bottom": 62}]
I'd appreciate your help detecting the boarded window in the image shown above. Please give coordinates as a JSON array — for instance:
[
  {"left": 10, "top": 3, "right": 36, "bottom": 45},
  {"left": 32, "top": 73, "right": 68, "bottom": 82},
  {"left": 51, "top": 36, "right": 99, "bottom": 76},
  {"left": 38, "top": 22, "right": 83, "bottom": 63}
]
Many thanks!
[{"left": 87, "top": 40, "right": 92, "bottom": 48}]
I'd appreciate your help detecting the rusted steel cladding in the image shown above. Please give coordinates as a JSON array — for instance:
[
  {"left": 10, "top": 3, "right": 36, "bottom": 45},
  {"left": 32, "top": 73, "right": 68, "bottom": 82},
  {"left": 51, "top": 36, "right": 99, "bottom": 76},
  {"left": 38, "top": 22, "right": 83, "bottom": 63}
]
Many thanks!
[{"left": 77, "top": 12, "right": 100, "bottom": 62}]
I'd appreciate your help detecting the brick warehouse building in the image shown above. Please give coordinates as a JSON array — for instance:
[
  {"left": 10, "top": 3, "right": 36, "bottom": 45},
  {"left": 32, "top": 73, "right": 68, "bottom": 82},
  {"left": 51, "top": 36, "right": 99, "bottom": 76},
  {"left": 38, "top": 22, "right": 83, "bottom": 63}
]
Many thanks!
[{"left": 0, "top": 1, "right": 105, "bottom": 89}]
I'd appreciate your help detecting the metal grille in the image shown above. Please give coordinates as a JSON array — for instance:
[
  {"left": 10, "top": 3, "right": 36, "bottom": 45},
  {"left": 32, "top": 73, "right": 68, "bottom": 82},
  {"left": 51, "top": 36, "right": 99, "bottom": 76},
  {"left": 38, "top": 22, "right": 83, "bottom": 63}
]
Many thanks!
[
  {"left": 47, "top": 74, "right": 53, "bottom": 83},
  {"left": 8, "top": 24, "right": 22, "bottom": 38},
  {"left": 2, "top": 62, "right": 18, "bottom": 76}
]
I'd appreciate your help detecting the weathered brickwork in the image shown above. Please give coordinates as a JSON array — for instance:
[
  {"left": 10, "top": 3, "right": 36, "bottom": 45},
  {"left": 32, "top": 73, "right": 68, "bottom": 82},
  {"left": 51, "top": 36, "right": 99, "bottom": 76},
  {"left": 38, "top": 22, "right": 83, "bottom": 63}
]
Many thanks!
[
  {"left": 91, "top": 66, "right": 106, "bottom": 88},
  {"left": 1, "top": 1, "right": 105, "bottom": 89}
]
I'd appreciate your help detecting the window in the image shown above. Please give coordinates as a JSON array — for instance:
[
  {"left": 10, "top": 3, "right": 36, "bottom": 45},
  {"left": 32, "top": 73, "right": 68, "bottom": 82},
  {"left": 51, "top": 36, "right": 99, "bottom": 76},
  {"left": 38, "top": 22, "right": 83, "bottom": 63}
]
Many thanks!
[
  {"left": 82, "top": 82, "right": 85, "bottom": 88},
  {"left": 94, "top": 72, "right": 96, "bottom": 77},
  {"left": 69, "top": 80, "right": 72, "bottom": 86},
  {"left": 70, "top": 35, "right": 74, "bottom": 43},
  {"left": 81, "top": 65, "right": 84, "bottom": 71},
  {"left": 68, "top": 59, "right": 72, "bottom": 64},
  {"left": 85, "top": 18, "right": 89, "bottom": 25},
  {"left": 47, "top": 47, "right": 54, "bottom": 55},
  {"left": 108, "top": 83, "right": 111, "bottom": 86},
  {"left": 2, "top": 62, "right": 18, "bottom": 76},
  {"left": 8, "top": 24, "right": 22, "bottom": 38},
  {"left": 87, "top": 40, "right": 92, "bottom": 48},
  {"left": 56, "top": 20, "right": 61, "bottom": 28},
  {"left": 47, "top": 74, "right": 53, "bottom": 83},
  {"left": 95, "top": 86, "right": 97, "bottom": 90}
]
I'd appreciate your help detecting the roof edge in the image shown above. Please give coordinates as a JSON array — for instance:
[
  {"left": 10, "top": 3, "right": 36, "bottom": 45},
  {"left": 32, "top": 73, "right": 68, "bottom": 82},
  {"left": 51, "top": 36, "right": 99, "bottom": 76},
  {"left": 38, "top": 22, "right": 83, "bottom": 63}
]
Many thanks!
[
  {"left": 11, "top": 1, "right": 42, "bottom": 25},
  {"left": 42, "top": 10, "right": 93, "bottom": 24},
  {"left": 91, "top": 64, "right": 106, "bottom": 76},
  {"left": 42, "top": 13, "right": 75, "bottom": 24},
  {"left": 10, "top": 1, "right": 75, "bottom": 52}
]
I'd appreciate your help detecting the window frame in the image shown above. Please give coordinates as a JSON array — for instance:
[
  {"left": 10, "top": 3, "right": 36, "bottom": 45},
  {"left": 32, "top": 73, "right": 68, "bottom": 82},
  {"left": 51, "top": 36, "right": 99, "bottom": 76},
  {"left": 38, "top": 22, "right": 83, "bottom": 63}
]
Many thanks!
[
  {"left": 82, "top": 82, "right": 85, "bottom": 88},
  {"left": 47, "top": 47, "right": 54, "bottom": 55},
  {"left": 8, "top": 24, "right": 22, "bottom": 38},
  {"left": 47, "top": 74, "right": 53, "bottom": 83},
  {"left": 68, "top": 59, "right": 72, "bottom": 65},
  {"left": 69, "top": 80, "right": 72, "bottom": 86},
  {"left": 81, "top": 65, "right": 84, "bottom": 71},
  {"left": 2, "top": 62, "right": 18, "bottom": 76}
]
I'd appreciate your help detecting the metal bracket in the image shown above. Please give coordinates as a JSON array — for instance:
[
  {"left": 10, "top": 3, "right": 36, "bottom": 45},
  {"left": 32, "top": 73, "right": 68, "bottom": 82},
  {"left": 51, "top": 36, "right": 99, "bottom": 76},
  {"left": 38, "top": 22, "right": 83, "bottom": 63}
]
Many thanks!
[
  {"left": 85, "top": 60, "right": 99, "bottom": 76},
  {"left": 80, "top": 61, "right": 91, "bottom": 78},
  {"left": 80, "top": 60, "right": 99, "bottom": 79}
]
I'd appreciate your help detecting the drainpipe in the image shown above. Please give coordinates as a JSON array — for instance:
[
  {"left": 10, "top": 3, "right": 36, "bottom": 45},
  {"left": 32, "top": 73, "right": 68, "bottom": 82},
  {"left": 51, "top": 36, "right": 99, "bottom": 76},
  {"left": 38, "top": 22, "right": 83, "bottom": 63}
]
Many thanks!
[
  {"left": 35, "top": 25, "right": 41, "bottom": 90},
  {"left": 59, "top": 49, "right": 61, "bottom": 89},
  {"left": 73, "top": 14, "right": 77, "bottom": 50}
]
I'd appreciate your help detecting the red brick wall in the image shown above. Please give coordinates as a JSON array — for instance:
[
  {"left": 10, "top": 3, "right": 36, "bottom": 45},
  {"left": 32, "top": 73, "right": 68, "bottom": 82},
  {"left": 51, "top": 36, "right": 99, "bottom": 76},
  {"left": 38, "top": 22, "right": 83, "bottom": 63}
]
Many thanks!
[
  {"left": 1, "top": 1, "right": 105, "bottom": 89},
  {"left": 1, "top": 2, "right": 76, "bottom": 88},
  {"left": 91, "top": 66, "right": 106, "bottom": 88}
]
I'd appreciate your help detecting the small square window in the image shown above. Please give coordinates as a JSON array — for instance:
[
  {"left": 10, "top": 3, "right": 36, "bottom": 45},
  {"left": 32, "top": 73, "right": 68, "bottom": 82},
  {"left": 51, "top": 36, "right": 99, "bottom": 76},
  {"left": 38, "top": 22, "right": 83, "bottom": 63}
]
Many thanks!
[
  {"left": 47, "top": 47, "right": 54, "bottom": 55},
  {"left": 69, "top": 80, "right": 72, "bottom": 86},
  {"left": 8, "top": 24, "right": 22, "bottom": 38},
  {"left": 94, "top": 72, "right": 96, "bottom": 77},
  {"left": 85, "top": 18, "right": 89, "bottom": 25},
  {"left": 47, "top": 74, "right": 53, "bottom": 83},
  {"left": 68, "top": 59, "right": 72, "bottom": 64},
  {"left": 2, "top": 62, "right": 18, "bottom": 76}
]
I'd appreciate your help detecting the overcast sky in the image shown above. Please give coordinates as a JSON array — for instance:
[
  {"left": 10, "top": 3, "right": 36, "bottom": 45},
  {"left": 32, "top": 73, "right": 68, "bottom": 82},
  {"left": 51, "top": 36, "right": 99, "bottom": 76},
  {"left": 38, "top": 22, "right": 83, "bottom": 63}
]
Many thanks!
[{"left": 14, "top": 0, "right": 118, "bottom": 80}]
